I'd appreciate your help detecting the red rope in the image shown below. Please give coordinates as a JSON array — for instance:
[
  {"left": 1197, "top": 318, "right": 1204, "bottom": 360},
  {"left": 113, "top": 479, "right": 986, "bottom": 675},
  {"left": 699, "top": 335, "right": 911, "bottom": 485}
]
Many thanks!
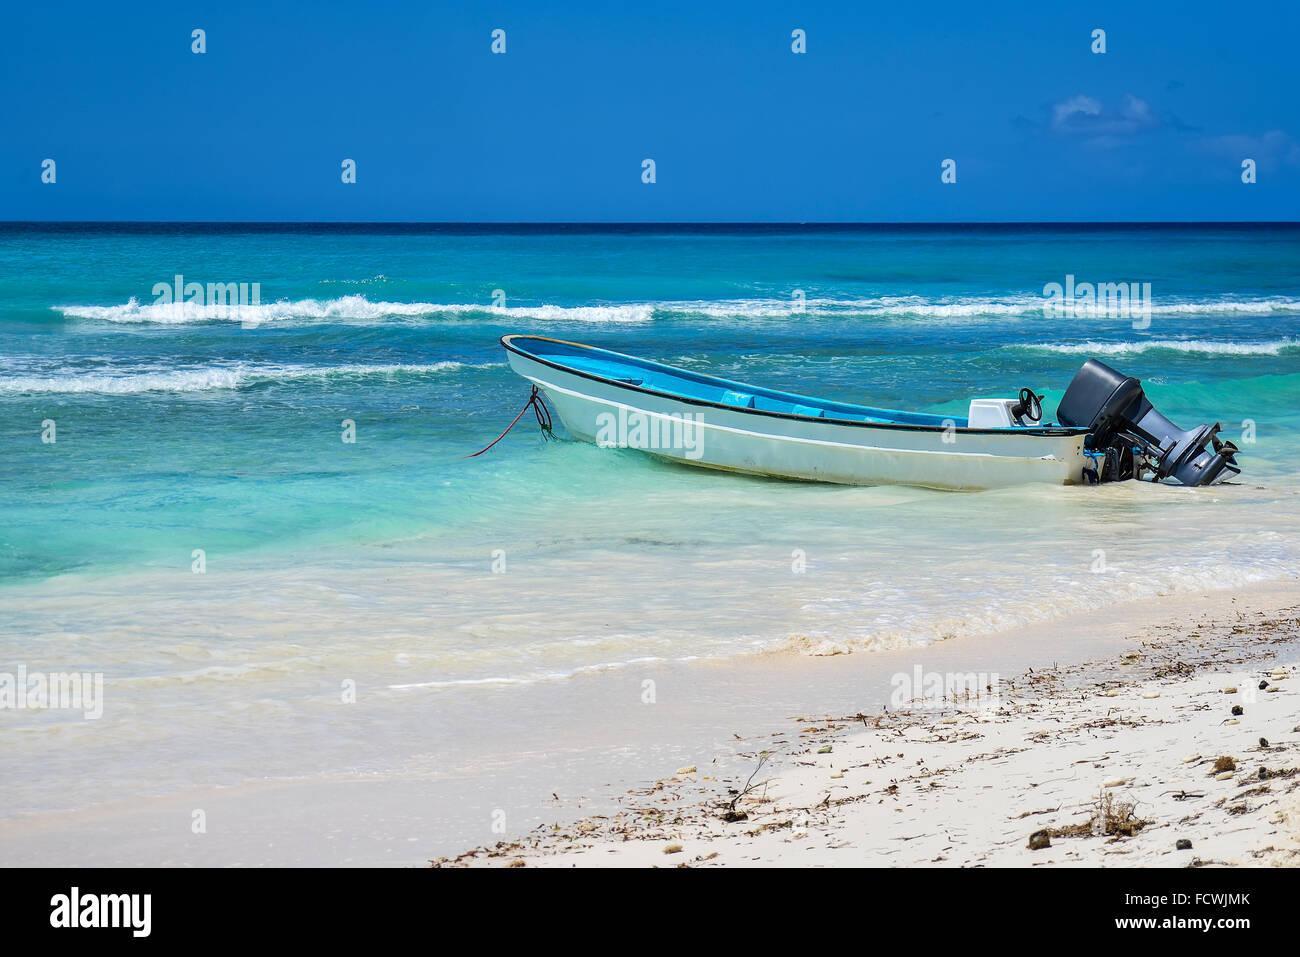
[{"left": 463, "top": 386, "right": 554, "bottom": 458}]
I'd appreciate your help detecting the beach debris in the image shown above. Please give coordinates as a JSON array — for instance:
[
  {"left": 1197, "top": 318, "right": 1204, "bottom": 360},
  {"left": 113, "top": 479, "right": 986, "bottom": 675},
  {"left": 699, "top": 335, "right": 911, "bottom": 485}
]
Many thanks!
[
  {"left": 1142, "top": 691, "right": 1160, "bottom": 699},
  {"left": 1265, "top": 685, "right": 1281, "bottom": 693},
  {"left": 1215, "top": 770, "right": 1235, "bottom": 780},
  {"left": 1027, "top": 830, "right": 1051, "bottom": 850},
  {"left": 1259, "top": 737, "right": 1270, "bottom": 748},
  {"left": 817, "top": 745, "right": 833, "bottom": 754},
  {"left": 1259, "top": 767, "right": 1270, "bottom": 780},
  {"left": 1212, "top": 756, "right": 1237, "bottom": 774},
  {"left": 1096, "top": 793, "right": 1150, "bottom": 837},
  {"left": 1103, "top": 778, "right": 1127, "bottom": 788},
  {"left": 676, "top": 765, "right": 697, "bottom": 775},
  {"left": 1050, "top": 792, "right": 1150, "bottom": 839},
  {"left": 830, "top": 771, "right": 844, "bottom": 779},
  {"left": 1176, "top": 839, "right": 1193, "bottom": 850},
  {"left": 1223, "top": 686, "right": 1238, "bottom": 694},
  {"left": 1224, "top": 719, "right": 1240, "bottom": 726},
  {"left": 1154, "top": 660, "right": 1195, "bottom": 678},
  {"left": 719, "top": 750, "right": 771, "bottom": 822},
  {"left": 1181, "top": 754, "right": 1201, "bottom": 764},
  {"left": 1231, "top": 705, "right": 1244, "bottom": 716},
  {"left": 506, "top": 859, "right": 526, "bottom": 867},
  {"left": 663, "top": 844, "right": 683, "bottom": 855},
  {"left": 1259, "top": 680, "right": 1269, "bottom": 690}
]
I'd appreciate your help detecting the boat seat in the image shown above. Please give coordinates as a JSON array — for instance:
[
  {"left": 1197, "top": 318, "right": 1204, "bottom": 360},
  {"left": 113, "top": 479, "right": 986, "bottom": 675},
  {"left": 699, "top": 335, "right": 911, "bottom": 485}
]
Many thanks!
[
  {"left": 720, "top": 391, "right": 756, "bottom": 408},
  {"left": 792, "top": 405, "right": 825, "bottom": 418}
]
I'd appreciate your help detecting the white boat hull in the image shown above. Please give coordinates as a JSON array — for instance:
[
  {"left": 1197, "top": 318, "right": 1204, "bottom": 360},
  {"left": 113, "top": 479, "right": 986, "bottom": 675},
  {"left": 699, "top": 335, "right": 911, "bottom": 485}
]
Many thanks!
[{"left": 506, "top": 350, "right": 1087, "bottom": 490}]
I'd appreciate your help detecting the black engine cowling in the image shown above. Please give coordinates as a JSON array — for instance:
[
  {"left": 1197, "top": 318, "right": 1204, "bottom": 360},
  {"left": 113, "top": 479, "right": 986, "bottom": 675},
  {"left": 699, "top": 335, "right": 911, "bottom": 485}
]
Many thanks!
[{"left": 1057, "top": 359, "right": 1240, "bottom": 486}]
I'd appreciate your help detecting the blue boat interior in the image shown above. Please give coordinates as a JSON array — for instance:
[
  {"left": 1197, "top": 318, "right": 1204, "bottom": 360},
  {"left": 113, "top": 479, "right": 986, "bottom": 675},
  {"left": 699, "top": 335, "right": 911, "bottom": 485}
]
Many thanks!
[{"left": 508, "top": 336, "right": 969, "bottom": 427}]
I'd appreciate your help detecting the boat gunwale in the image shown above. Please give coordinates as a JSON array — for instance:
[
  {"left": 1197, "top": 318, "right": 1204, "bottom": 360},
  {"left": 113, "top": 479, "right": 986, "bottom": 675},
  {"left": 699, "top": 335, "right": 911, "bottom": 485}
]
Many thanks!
[{"left": 500, "top": 334, "right": 1090, "bottom": 438}]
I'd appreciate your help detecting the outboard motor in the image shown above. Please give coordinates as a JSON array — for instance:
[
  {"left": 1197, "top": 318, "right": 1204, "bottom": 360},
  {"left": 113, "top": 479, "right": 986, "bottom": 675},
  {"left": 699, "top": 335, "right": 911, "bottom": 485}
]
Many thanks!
[{"left": 1057, "top": 359, "right": 1240, "bottom": 486}]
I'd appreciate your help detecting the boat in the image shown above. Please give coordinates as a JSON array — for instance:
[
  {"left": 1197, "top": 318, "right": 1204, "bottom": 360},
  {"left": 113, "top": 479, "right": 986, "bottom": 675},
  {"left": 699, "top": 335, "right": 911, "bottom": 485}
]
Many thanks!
[{"left": 499, "top": 335, "right": 1240, "bottom": 490}]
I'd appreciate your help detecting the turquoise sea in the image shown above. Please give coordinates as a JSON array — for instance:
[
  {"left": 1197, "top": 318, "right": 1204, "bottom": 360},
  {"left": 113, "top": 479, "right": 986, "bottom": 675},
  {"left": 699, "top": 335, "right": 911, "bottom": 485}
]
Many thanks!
[{"left": 2, "top": 223, "right": 1299, "bottom": 854}]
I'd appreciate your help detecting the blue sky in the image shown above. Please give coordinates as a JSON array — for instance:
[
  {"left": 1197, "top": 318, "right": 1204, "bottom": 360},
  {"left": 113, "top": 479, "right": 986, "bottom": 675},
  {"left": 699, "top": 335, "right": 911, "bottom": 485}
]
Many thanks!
[{"left": 3, "top": 0, "right": 1297, "bottom": 221}]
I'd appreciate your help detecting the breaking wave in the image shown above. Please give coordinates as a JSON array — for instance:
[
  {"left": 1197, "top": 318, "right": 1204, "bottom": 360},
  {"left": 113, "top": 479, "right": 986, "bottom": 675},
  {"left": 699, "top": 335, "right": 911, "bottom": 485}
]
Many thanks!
[
  {"left": 53, "top": 294, "right": 1300, "bottom": 326},
  {"left": 1014, "top": 339, "right": 1299, "bottom": 356},
  {"left": 0, "top": 361, "right": 473, "bottom": 395}
]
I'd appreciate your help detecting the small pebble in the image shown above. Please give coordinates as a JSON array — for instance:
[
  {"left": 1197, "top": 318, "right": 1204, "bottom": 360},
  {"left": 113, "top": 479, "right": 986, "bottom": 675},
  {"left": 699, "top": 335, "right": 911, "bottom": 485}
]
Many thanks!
[
  {"left": 1223, "top": 686, "right": 1238, "bottom": 694},
  {"left": 1266, "top": 685, "right": 1281, "bottom": 693},
  {"left": 1143, "top": 691, "right": 1160, "bottom": 699},
  {"left": 1260, "top": 737, "right": 1270, "bottom": 748},
  {"left": 1259, "top": 680, "right": 1269, "bottom": 690},
  {"left": 676, "top": 765, "right": 697, "bottom": 775},
  {"left": 830, "top": 771, "right": 844, "bottom": 779},
  {"left": 1231, "top": 705, "right": 1244, "bottom": 716},
  {"left": 1028, "top": 830, "right": 1051, "bottom": 850},
  {"left": 1176, "top": 839, "right": 1193, "bottom": 850},
  {"left": 1259, "top": 767, "right": 1270, "bottom": 780}
]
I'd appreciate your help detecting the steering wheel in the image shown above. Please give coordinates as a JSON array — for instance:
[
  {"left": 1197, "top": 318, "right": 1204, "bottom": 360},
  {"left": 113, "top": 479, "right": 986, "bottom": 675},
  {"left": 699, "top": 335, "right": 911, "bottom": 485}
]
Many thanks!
[{"left": 1012, "top": 387, "right": 1043, "bottom": 424}]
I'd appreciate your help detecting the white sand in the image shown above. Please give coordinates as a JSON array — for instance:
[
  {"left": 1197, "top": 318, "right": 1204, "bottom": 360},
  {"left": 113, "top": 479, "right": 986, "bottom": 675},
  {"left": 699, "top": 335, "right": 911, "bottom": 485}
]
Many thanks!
[{"left": 440, "top": 602, "right": 1300, "bottom": 867}]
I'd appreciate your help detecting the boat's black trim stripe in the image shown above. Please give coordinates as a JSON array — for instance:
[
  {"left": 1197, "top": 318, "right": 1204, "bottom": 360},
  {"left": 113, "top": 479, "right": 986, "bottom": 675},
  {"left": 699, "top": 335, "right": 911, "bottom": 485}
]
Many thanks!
[{"left": 500, "top": 335, "right": 1090, "bottom": 438}]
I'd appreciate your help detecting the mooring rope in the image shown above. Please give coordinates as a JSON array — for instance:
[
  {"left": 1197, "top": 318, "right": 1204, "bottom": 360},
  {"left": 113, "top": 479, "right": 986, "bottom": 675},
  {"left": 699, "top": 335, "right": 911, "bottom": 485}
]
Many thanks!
[{"left": 463, "top": 386, "right": 554, "bottom": 458}]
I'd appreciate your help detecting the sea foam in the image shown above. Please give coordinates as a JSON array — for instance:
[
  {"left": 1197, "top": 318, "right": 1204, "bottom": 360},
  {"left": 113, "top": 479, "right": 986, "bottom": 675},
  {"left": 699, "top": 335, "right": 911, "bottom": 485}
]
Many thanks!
[
  {"left": 54, "top": 294, "right": 1300, "bottom": 326},
  {"left": 1016, "top": 339, "right": 1298, "bottom": 356},
  {"left": 0, "top": 361, "right": 472, "bottom": 395}
]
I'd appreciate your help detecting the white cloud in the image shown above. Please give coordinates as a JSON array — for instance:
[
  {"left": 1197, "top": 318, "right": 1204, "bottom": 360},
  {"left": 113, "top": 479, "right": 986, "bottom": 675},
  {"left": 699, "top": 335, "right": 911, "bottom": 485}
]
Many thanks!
[
  {"left": 1048, "top": 93, "right": 1161, "bottom": 140},
  {"left": 1051, "top": 95, "right": 1102, "bottom": 129}
]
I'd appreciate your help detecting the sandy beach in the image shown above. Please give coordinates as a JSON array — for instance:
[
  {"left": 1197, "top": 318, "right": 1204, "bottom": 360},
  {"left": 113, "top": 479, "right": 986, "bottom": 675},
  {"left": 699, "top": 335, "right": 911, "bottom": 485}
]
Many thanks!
[
  {"left": 438, "top": 597, "right": 1300, "bottom": 867},
  {"left": 3, "top": 580, "right": 1296, "bottom": 867}
]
